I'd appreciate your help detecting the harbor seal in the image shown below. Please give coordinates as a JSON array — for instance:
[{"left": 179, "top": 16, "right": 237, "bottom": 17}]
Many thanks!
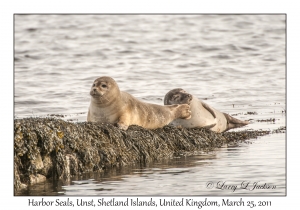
[
  {"left": 164, "top": 88, "right": 249, "bottom": 133},
  {"left": 87, "top": 77, "right": 191, "bottom": 130}
]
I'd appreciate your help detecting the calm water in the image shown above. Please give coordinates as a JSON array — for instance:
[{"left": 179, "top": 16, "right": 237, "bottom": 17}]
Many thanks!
[{"left": 14, "top": 15, "right": 286, "bottom": 196}]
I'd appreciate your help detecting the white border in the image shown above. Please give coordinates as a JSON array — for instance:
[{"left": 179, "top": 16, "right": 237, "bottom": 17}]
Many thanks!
[{"left": 2, "top": 0, "right": 297, "bottom": 209}]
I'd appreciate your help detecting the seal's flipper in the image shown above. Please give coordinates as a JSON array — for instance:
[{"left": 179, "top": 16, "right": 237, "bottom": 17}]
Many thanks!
[
  {"left": 201, "top": 102, "right": 217, "bottom": 118},
  {"left": 202, "top": 123, "right": 216, "bottom": 130},
  {"left": 223, "top": 113, "right": 249, "bottom": 132}
]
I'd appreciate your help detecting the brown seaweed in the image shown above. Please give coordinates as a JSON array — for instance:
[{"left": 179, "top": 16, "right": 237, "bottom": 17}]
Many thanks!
[{"left": 14, "top": 117, "right": 279, "bottom": 193}]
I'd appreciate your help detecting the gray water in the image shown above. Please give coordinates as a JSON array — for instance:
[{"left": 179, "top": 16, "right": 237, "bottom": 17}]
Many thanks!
[{"left": 14, "top": 14, "right": 286, "bottom": 196}]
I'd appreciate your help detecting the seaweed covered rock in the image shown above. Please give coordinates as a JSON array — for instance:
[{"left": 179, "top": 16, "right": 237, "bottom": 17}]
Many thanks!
[{"left": 14, "top": 117, "right": 271, "bottom": 193}]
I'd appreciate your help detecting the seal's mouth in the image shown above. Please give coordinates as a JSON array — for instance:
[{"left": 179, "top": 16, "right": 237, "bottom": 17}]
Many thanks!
[
  {"left": 91, "top": 93, "right": 99, "bottom": 98},
  {"left": 186, "top": 94, "right": 193, "bottom": 105},
  {"left": 90, "top": 89, "right": 102, "bottom": 97}
]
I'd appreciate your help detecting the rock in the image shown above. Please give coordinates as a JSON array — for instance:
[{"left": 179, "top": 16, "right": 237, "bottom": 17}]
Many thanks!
[
  {"left": 40, "top": 155, "right": 53, "bottom": 177},
  {"left": 31, "top": 153, "right": 44, "bottom": 171},
  {"left": 14, "top": 117, "right": 273, "bottom": 194},
  {"left": 29, "top": 174, "right": 46, "bottom": 185}
]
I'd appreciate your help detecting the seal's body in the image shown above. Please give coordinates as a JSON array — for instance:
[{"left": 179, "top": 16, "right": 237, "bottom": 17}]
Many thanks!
[
  {"left": 164, "top": 88, "right": 248, "bottom": 133},
  {"left": 87, "top": 77, "right": 191, "bottom": 130}
]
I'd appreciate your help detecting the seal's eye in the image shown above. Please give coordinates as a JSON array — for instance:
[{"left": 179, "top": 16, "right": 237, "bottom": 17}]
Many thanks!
[
  {"left": 101, "top": 84, "right": 108, "bottom": 88},
  {"left": 172, "top": 95, "right": 179, "bottom": 100},
  {"left": 93, "top": 84, "right": 95, "bottom": 87}
]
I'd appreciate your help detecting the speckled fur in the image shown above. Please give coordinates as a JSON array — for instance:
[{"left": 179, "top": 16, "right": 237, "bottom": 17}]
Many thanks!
[{"left": 164, "top": 88, "right": 249, "bottom": 133}]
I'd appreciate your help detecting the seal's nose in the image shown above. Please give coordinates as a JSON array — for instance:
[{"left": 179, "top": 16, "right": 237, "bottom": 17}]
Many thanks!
[
  {"left": 186, "top": 94, "right": 192, "bottom": 99},
  {"left": 186, "top": 94, "right": 192, "bottom": 103}
]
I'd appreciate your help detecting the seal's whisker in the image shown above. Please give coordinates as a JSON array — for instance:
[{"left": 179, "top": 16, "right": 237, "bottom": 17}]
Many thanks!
[{"left": 102, "top": 95, "right": 109, "bottom": 103}]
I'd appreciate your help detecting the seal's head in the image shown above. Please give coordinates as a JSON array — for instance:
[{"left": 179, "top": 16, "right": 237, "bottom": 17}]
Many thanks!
[
  {"left": 90, "top": 76, "right": 120, "bottom": 104},
  {"left": 164, "top": 88, "right": 193, "bottom": 106}
]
